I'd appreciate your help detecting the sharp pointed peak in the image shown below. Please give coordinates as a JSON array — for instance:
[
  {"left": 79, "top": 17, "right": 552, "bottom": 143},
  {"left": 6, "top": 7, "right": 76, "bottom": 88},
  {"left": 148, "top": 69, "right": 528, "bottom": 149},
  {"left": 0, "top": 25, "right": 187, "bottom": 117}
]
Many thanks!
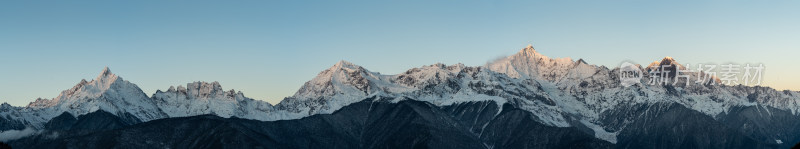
[
  {"left": 100, "top": 66, "right": 111, "bottom": 75},
  {"left": 515, "top": 44, "right": 556, "bottom": 60},
  {"left": 96, "top": 66, "right": 118, "bottom": 80}
]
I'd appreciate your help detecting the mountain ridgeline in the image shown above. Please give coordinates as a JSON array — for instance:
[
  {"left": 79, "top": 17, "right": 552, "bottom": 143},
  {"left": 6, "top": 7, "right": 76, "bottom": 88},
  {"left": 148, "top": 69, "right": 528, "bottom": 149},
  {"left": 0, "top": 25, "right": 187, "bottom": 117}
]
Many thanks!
[{"left": 3, "top": 45, "right": 800, "bottom": 148}]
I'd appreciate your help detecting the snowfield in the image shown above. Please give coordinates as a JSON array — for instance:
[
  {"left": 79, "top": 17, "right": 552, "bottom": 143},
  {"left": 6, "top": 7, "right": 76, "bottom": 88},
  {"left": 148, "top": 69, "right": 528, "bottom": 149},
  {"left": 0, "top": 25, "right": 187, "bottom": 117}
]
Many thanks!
[{"left": 3, "top": 45, "right": 799, "bottom": 144}]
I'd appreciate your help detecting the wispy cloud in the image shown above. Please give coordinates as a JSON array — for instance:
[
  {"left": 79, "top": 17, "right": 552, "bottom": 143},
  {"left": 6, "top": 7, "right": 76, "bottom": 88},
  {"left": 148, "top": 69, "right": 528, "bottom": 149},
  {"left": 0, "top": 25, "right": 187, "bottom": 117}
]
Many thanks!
[{"left": 0, "top": 127, "right": 39, "bottom": 142}]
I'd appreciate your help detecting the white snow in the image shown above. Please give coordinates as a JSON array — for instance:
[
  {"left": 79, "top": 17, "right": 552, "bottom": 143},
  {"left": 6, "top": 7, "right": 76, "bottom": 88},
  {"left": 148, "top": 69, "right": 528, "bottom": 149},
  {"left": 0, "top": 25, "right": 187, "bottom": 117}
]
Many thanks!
[
  {"left": 152, "top": 81, "right": 275, "bottom": 121},
  {"left": 581, "top": 120, "right": 619, "bottom": 143},
  {"left": 3, "top": 45, "right": 800, "bottom": 145},
  {"left": 2, "top": 67, "right": 167, "bottom": 129}
]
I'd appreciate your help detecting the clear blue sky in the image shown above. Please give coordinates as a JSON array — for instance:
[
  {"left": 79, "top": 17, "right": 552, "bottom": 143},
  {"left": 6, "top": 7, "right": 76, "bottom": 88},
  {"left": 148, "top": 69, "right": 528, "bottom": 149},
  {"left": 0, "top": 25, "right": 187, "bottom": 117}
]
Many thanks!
[{"left": 1, "top": 0, "right": 799, "bottom": 106}]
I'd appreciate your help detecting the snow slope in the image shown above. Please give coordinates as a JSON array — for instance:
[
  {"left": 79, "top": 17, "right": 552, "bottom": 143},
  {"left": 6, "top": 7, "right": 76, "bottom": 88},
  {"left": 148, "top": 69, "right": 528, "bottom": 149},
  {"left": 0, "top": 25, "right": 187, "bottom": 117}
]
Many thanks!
[
  {"left": 152, "top": 81, "right": 274, "bottom": 120},
  {"left": 4, "top": 45, "right": 800, "bottom": 144},
  {"left": 276, "top": 45, "right": 800, "bottom": 143},
  {"left": 1, "top": 67, "right": 166, "bottom": 129}
]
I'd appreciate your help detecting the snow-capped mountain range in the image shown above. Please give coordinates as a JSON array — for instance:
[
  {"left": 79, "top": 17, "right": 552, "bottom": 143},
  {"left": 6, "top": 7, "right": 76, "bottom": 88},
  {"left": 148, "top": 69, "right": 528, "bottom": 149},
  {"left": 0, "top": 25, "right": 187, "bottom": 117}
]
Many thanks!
[
  {"left": 3, "top": 45, "right": 800, "bottom": 144},
  {"left": 152, "top": 81, "right": 274, "bottom": 120},
  {"left": 2, "top": 67, "right": 166, "bottom": 129}
]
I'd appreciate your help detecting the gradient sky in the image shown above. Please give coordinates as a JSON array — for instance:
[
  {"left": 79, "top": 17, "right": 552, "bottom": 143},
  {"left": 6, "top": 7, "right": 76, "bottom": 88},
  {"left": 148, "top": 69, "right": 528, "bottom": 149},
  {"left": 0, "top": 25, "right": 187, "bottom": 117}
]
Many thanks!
[{"left": 1, "top": 0, "right": 799, "bottom": 106}]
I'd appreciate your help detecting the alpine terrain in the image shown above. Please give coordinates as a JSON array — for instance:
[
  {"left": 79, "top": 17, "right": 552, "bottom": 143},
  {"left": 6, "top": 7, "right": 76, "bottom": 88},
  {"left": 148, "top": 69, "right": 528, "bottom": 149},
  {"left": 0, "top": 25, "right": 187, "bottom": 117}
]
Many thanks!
[{"left": 2, "top": 45, "right": 800, "bottom": 149}]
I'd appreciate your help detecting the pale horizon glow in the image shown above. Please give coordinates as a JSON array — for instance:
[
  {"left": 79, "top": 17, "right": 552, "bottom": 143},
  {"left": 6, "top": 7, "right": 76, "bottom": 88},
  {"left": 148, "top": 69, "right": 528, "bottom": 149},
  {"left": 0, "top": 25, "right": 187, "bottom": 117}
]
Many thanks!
[{"left": 1, "top": 1, "right": 799, "bottom": 106}]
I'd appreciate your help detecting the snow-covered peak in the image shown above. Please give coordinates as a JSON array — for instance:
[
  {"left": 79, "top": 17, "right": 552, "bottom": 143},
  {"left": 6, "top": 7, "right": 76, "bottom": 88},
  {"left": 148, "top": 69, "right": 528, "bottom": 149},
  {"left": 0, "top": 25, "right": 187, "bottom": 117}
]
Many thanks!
[
  {"left": 26, "top": 98, "right": 52, "bottom": 108},
  {"left": 520, "top": 44, "right": 537, "bottom": 55},
  {"left": 277, "top": 61, "right": 384, "bottom": 115},
  {"left": 64, "top": 67, "right": 123, "bottom": 100},
  {"left": 331, "top": 60, "right": 361, "bottom": 71},
  {"left": 19, "top": 67, "right": 166, "bottom": 126},
  {"left": 395, "top": 63, "right": 465, "bottom": 88},
  {"left": 644, "top": 56, "right": 689, "bottom": 80},
  {"left": 153, "top": 81, "right": 274, "bottom": 120},
  {"left": 26, "top": 68, "right": 120, "bottom": 109},
  {"left": 5, "top": 45, "right": 800, "bottom": 145},
  {"left": 662, "top": 56, "right": 675, "bottom": 62},
  {"left": 517, "top": 44, "right": 549, "bottom": 61},
  {"left": 291, "top": 61, "right": 377, "bottom": 99},
  {"left": 97, "top": 66, "right": 113, "bottom": 78},
  {"left": 93, "top": 67, "right": 122, "bottom": 86},
  {"left": 186, "top": 81, "right": 226, "bottom": 99},
  {"left": 646, "top": 56, "right": 683, "bottom": 70},
  {"left": 487, "top": 45, "right": 576, "bottom": 81}
]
